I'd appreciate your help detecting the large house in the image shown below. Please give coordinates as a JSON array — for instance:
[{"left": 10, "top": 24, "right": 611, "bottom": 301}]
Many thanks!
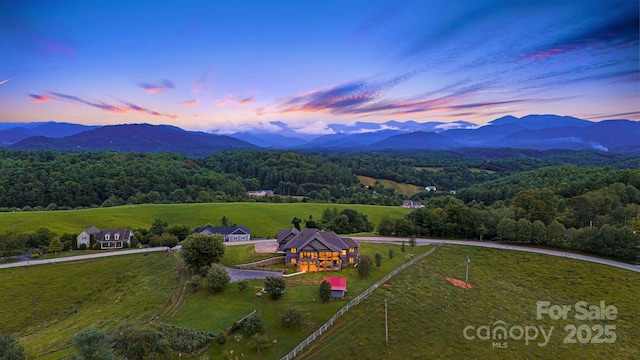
[
  {"left": 193, "top": 225, "right": 251, "bottom": 242},
  {"left": 278, "top": 228, "right": 359, "bottom": 272},
  {"left": 402, "top": 200, "right": 423, "bottom": 209},
  {"left": 77, "top": 226, "right": 135, "bottom": 250}
]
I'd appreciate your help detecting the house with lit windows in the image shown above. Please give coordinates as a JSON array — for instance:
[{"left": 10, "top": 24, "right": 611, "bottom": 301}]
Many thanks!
[
  {"left": 279, "top": 228, "right": 359, "bottom": 272},
  {"left": 77, "top": 226, "right": 135, "bottom": 250}
]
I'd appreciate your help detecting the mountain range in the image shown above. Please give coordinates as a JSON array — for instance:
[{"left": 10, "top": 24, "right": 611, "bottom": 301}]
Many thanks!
[{"left": 2, "top": 115, "right": 639, "bottom": 156}]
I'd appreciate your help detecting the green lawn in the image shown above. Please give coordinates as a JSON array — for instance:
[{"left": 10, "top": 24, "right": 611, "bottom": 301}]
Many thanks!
[
  {"left": 0, "top": 203, "right": 410, "bottom": 238},
  {"left": 220, "top": 244, "right": 282, "bottom": 267},
  {"left": 302, "top": 245, "right": 640, "bottom": 360},
  {"left": 167, "top": 243, "right": 433, "bottom": 359},
  {"left": 0, "top": 253, "right": 178, "bottom": 359},
  {"left": 357, "top": 175, "right": 424, "bottom": 197}
]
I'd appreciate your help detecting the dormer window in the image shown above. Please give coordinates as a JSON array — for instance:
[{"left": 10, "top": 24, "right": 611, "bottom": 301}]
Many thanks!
[
  {"left": 104, "top": 234, "right": 110, "bottom": 241},
  {"left": 114, "top": 233, "right": 120, "bottom": 240}
]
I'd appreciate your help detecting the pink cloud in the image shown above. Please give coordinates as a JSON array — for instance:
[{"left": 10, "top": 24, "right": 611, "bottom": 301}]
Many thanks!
[
  {"left": 181, "top": 98, "right": 200, "bottom": 106},
  {"left": 216, "top": 94, "right": 255, "bottom": 106},
  {"left": 28, "top": 94, "right": 51, "bottom": 103}
]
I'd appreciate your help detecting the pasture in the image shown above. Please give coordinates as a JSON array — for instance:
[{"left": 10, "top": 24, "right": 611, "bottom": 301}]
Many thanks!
[
  {"left": 0, "top": 203, "right": 411, "bottom": 238},
  {"left": 301, "top": 245, "right": 640, "bottom": 359}
]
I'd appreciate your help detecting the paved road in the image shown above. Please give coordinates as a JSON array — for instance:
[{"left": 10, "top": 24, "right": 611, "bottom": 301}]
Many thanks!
[
  {"left": 355, "top": 237, "right": 640, "bottom": 273},
  {"left": 2, "top": 237, "right": 637, "bottom": 274},
  {"left": 0, "top": 239, "right": 277, "bottom": 270}
]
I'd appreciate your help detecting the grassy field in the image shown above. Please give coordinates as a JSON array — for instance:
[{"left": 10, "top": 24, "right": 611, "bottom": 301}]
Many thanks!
[
  {"left": 357, "top": 175, "right": 423, "bottom": 197},
  {"left": 302, "top": 245, "right": 640, "bottom": 360},
  {"left": 0, "top": 203, "right": 410, "bottom": 238},
  {"left": 0, "top": 252, "right": 178, "bottom": 359},
  {"left": 220, "top": 244, "right": 281, "bottom": 267},
  {"left": 167, "top": 243, "right": 432, "bottom": 359}
]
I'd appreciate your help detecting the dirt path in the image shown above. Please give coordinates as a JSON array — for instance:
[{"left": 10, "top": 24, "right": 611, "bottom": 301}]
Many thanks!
[{"left": 155, "top": 252, "right": 190, "bottom": 322}]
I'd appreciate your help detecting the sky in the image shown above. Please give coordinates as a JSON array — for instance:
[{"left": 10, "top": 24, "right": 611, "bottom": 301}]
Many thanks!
[{"left": 1, "top": 0, "right": 638, "bottom": 134}]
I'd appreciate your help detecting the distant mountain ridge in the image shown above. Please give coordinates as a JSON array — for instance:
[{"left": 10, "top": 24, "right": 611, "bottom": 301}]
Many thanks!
[{"left": 2, "top": 114, "right": 639, "bottom": 155}]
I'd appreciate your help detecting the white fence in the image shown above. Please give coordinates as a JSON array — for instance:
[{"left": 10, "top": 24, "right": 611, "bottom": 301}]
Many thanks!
[{"left": 280, "top": 245, "right": 440, "bottom": 360}]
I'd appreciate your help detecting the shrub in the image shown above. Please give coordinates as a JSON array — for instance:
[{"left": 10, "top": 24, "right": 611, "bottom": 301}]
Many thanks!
[
  {"left": 388, "top": 249, "right": 395, "bottom": 259},
  {"left": 186, "top": 275, "right": 201, "bottom": 291},
  {"left": 237, "top": 279, "right": 249, "bottom": 292},
  {"left": 243, "top": 314, "right": 265, "bottom": 335},
  {"left": 375, "top": 253, "right": 382, "bottom": 267},
  {"left": 281, "top": 308, "right": 302, "bottom": 328},
  {"left": 30, "top": 253, "right": 40, "bottom": 259},
  {"left": 154, "top": 324, "right": 215, "bottom": 354},
  {"left": 202, "top": 266, "right": 230, "bottom": 293},
  {"left": 79, "top": 243, "right": 87, "bottom": 250},
  {"left": 264, "top": 276, "right": 286, "bottom": 300}
]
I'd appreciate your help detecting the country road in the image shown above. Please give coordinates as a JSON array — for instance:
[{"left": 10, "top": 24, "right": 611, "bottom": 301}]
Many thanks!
[{"left": 1, "top": 237, "right": 638, "bottom": 273}]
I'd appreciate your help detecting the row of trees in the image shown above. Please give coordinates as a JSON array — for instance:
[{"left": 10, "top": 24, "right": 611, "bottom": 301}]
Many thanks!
[{"left": 4, "top": 149, "right": 637, "bottom": 211}]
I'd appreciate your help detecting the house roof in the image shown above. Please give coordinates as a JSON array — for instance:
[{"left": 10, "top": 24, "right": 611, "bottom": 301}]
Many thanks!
[
  {"left": 277, "top": 228, "right": 300, "bottom": 243},
  {"left": 194, "top": 225, "right": 250, "bottom": 235},
  {"left": 283, "top": 228, "right": 353, "bottom": 252},
  {"left": 324, "top": 277, "right": 347, "bottom": 291},
  {"left": 95, "top": 228, "right": 132, "bottom": 242},
  {"left": 84, "top": 225, "right": 100, "bottom": 235}
]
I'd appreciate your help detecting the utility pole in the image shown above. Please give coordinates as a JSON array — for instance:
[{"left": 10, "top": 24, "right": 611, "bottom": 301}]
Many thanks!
[
  {"left": 385, "top": 299, "right": 388, "bottom": 345},
  {"left": 465, "top": 256, "right": 471, "bottom": 285}
]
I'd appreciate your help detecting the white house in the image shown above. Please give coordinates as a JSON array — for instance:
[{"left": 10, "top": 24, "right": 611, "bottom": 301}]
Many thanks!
[
  {"left": 193, "top": 225, "right": 251, "bottom": 242},
  {"left": 77, "top": 226, "right": 135, "bottom": 250}
]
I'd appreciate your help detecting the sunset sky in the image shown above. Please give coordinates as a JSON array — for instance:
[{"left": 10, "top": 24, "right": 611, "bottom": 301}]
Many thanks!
[{"left": 1, "top": 0, "right": 638, "bottom": 134}]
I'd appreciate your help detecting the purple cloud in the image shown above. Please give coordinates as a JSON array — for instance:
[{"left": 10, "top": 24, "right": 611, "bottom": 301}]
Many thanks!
[
  {"left": 47, "top": 92, "right": 177, "bottom": 119},
  {"left": 137, "top": 79, "right": 176, "bottom": 93}
]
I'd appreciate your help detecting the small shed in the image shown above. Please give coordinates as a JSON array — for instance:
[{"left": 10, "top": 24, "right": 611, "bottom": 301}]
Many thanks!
[{"left": 325, "top": 277, "right": 347, "bottom": 298}]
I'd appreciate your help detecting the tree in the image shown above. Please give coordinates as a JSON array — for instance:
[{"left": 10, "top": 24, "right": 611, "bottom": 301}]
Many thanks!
[
  {"left": 531, "top": 220, "right": 547, "bottom": 245},
  {"left": 243, "top": 314, "right": 265, "bottom": 335},
  {"left": 401, "top": 241, "right": 406, "bottom": 252},
  {"left": 112, "top": 323, "right": 170, "bottom": 360},
  {"left": 48, "top": 237, "right": 63, "bottom": 254},
  {"left": 388, "top": 249, "right": 395, "bottom": 259},
  {"left": 409, "top": 236, "right": 417, "bottom": 247},
  {"left": 0, "top": 334, "right": 26, "bottom": 360},
  {"left": 70, "top": 328, "right": 118, "bottom": 360},
  {"left": 202, "top": 266, "right": 230, "bottom": 293},
  {"left": 304, "top": 215, "right": 318, "bottom": 229},
  {"left": 249, "top": 333, "right": 271, "bottom": 354},
  {"left": 180, "top": 234, "right": 225, "bottom": 274},
  {"left": 357, "top": 255, "right": 372, "bottom": 278},
  {"left": 377, "top": 214, "right": 395, "bottom": 236},
  {"left": 149, "top": 219, "right": 168, "bottom": 236},
  {"left": 167, "top": 225, "right": 190, "bottom": 241},
  {"left": 291, "top": 217, "right": 301, "bottom": 231},
  {"left": 319, "top": 280, "right": 332, "bottom": 303},
  {"left": 374, "top": 253, "right": 382, "bottom": 267},
  {"left": 221, "top": 216, "right": 229, "bottom": 226},
  {"left": 264, "top": 275, "right": 286, "bottom": 300},
  {"left": 281, "top": 308, "right": 302, "bottom": 328},
  {"left": 149, "top": 233, "right": 178, "bottom": 248}
]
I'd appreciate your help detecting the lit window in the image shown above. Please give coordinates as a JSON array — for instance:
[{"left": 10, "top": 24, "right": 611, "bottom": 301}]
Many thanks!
[
  {"left": 341, "top": 250, "right": 347, "bottom": 256},
  {"left": 291, "top": 248, "right": 296, "bottom": 254},
  {"left": 291, "top": 258, "right": 297, "bottom": 265},
  {"left": 349, "top": 247, "right": 354, "bottom": 253},
  {"left": 349, "top": 258, "right": 354, "bottom": 263}
]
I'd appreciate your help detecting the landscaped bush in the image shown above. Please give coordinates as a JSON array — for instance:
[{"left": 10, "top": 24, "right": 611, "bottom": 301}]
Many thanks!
[
  {"left": 154, "top": 323, "right": 215, "bottom": 354},
  {"left": 79, "top": 243, "right": 87, "bottom": 250},
  {"left": 30, "top": 253, "right": 40, "bottom": 259}
]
